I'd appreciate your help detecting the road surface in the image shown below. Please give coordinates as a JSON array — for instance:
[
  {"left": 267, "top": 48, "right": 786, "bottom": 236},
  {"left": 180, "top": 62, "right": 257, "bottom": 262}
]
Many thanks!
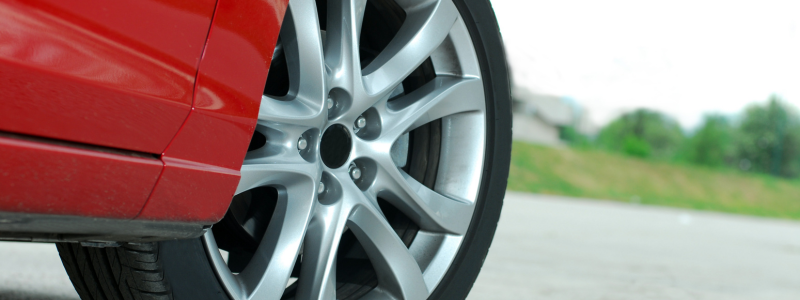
[
  {"left": 468, "top": 192, "right": 800, "bottom": 300},
  {"left": 0, "top": 192, "right": 798, "bottom": 299}
]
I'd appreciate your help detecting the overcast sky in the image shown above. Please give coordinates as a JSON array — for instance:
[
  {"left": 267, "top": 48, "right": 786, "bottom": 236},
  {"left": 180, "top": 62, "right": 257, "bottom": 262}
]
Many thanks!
[{"left": 490, "top": 0, "right": 800, "bottom": 129}]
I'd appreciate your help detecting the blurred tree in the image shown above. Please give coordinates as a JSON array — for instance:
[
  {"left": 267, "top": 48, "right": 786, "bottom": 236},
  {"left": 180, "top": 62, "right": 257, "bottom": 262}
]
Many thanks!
[
  {"left": 596, "top": 109, "right": 685, "bottom": 159},
  {"left": 733, "top": 96, "right": 800, "bottom": 178},
  {"left": 622, "top": 135, "right": 651, "bottom": 158},
  {"left": 681, "top": 114, "right": 734, "bottom": 167},
  {"left": 559, "top": 125, "right": 591, "bottom": 148}
]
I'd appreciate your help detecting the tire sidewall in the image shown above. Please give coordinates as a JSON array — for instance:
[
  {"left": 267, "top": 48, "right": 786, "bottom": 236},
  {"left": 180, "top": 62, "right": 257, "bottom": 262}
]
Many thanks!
[{"left": 428, "top": 0, "right": 512, "bottom": 298}]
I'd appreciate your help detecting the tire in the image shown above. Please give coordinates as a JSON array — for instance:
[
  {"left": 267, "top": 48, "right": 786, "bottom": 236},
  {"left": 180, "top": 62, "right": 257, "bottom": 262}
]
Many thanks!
[
  {"left": 56, "top": 242, "right": 175, "bottom": 300},
  {"left": 57, "top": 0, "right": 510, "bottom": 298},
  {"left": 427, "top": 0, "right": 510, "bottom": 297}
]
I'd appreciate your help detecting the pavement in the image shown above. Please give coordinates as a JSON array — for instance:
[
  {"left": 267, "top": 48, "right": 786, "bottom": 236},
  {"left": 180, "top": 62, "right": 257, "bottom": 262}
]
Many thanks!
[
  {"left": 0, "top": 242, "right": 77, "bottom": 300},
  {"left": 0, "top": 192, "right": 798, "bottom": 300},
  {"left": 468, "top": 192, "right": 800, "bottom": 300}
]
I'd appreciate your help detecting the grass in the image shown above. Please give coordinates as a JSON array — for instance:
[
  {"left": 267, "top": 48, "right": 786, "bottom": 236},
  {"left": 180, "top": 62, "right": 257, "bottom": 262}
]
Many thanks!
[{"left": 509, "top": 141, "right": 800, "bottom": 220}]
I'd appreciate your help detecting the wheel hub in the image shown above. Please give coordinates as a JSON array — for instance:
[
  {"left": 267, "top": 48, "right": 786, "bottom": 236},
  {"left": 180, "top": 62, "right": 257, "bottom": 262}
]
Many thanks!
[{"left": 320, "top": 124, "right": 352, "bottom": 168}]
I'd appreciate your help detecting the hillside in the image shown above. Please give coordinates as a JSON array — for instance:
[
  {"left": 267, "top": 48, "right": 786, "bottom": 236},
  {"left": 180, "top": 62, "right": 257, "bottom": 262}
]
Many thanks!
[{"left": 509, "top": 141, "right": 800, "bottom": 220}]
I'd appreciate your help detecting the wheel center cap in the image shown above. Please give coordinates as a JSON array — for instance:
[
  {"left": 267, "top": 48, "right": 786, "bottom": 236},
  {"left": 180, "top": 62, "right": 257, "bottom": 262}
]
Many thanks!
[{"left": 320, "top": 124, "right": 352, "bottom": 169}]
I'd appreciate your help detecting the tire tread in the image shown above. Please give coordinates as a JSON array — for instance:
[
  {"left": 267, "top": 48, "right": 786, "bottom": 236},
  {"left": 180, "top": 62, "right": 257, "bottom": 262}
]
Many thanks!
[{"left": 56, "top": 242, "right": 173, "bottom": 300}]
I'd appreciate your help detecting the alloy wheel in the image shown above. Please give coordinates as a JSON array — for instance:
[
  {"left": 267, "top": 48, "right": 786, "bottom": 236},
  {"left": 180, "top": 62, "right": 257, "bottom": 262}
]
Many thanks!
[{"left": 203, "top": 0, "right": 487, "bottom": 299}]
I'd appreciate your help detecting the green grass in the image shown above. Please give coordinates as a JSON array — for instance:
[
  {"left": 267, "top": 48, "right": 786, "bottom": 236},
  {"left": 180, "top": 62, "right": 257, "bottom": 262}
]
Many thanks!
[{"left": 509, "top": 141, "right": 800, "bottom": 220}]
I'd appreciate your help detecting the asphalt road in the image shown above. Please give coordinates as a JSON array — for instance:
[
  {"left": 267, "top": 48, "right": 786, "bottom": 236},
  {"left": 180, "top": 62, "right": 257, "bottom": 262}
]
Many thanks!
[
  {"left": 1, "top": 192, "right": 798, "bottom": 299},
  {"left": 469, "top": 192, "right": 800, "bottom": 300},
  {"left": 0, "top": 242, "right": 76, "bottom": 300}
]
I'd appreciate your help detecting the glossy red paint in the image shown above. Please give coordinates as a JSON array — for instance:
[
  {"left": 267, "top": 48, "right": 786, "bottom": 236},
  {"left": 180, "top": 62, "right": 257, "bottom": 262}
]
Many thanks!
[
  {"left": 139, "top": 157, "right": 240, "bottom": 223},
  {"left": 137, "top": 0, "right": 290, "bottom": 222},
  {"left": 0, "top": 134, "right": 163, "bottom": 218},
  {"left": 0, "top": 0, "right": 216, "bottom": 154}
]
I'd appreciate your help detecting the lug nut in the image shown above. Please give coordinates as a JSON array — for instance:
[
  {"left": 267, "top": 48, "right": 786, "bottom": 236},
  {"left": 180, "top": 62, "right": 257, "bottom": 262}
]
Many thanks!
[
  {"left": 326, "top": 97, "right": 334, "bottom": 110},
  {"left": 317, "top": 181, "right": 325, "bottom": 194},
  {"left": 297, "top": 136, "right": 308, "bottom": 150},
  {"left": 349, "top": 163, "right": 362, "bottom": 180},
  {"left": 355, "top": 116, "right": 367, "bottom": 129}
]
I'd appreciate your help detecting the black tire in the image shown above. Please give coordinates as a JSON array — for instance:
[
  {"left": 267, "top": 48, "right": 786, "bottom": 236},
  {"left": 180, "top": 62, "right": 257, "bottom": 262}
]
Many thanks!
[
  {"left": 56, "top": 242, "right": 174, "bottom": 300},
  {"left": 427, "top": 0, "right": 511, "bottom": 297},
  {"left": 57, "top": 0, "right": 510, "bottom": 298},
  {"left": 57, "top": 239, "right": 230, "bottom": 300}
]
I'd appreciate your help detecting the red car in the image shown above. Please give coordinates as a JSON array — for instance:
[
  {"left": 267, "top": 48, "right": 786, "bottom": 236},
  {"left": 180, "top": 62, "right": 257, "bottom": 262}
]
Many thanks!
[{"left": 0, "top": 0, "right": 510, "bottom": 298}]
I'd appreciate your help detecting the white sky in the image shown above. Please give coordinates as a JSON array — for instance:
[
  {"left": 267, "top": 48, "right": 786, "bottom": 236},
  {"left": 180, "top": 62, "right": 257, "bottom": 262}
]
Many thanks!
[{"left": 490, "top": 0, "right": 800, "bottom": 129}]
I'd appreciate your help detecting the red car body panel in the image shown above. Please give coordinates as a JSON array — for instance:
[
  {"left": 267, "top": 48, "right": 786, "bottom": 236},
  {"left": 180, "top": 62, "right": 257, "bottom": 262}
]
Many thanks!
[
  {"left": 0, "top": 134, "right": 162, "bottom": 218},
  {"left": 0, "top": 0, "right": 217, "bottom": 154},
  {"left": 0, "top": 0, "right": 289, "bottom": 226},
  {"left": 137, "top": 0, "right": 289, "bottom": 223}
]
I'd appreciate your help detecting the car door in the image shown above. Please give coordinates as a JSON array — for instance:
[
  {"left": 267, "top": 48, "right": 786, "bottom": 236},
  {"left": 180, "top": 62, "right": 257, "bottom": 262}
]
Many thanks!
[
  {"left": 0, "top": 0, "right": 217, "bottom": 154},
  {"left": 0, "top": 0, "right": 217, "bottom": 219}
]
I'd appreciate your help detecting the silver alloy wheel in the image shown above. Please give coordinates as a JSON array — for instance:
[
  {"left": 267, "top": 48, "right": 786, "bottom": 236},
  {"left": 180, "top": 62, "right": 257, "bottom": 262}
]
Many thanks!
[{"left": 203, "top": 0, "right": 486, "bottom": 298}]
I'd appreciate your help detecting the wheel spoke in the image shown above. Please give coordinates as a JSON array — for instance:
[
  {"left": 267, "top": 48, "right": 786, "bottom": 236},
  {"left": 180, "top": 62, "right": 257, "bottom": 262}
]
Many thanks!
[
  {"left": 206, "top": 165, "right": 318, "bottom": 300},
  {"left": 347, "top": 203, "right": 428, "bottom": 299},
  {"left": 325, "top": 0, "right": 367, "bottom": 89},
  {"left": 237, "top": 162, "right": 319, "bottom": 196},
  {"left": 325, "top": 0, "right": 374, "bottom": 123},
  {"left": 244, "top": 121, "right": 319, "bottom": 167},
  {"left": 379, "top": 77, "right": 484, "bottom": 142},
  {"left": 260, "top": 0, "right": 326, "bottom": 126},
  {"left": 240, "top": 182, "right": 317, "bottom": 300},
  {"left": 258, "top": 95, "right": 327, "bottom": 127},
  {"left": 361, "top": 0, "right": 458, "bottom": 96},
  {"left": 359, "top": 148, "right": 474, "bottom": 235},
  {"left": 295, "top": 200, "right": 349, "bottom": 300}
]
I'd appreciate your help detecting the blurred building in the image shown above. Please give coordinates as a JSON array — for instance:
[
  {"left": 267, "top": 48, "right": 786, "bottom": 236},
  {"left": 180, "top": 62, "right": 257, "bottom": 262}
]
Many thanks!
[{"left": 512, "top": 86, "right": 597, "bottom": 145}]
